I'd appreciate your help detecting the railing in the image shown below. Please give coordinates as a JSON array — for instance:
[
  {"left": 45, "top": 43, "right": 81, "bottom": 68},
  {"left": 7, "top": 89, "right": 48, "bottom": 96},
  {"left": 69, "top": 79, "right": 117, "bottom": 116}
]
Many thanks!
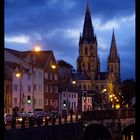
[
  {"left": 82, "top": 108, "right": 135, "bottom": 120},
  {"left": 5, "top": 109, "right": 135, "bottom": 130},
  {"left": 5, "top": 114, "right": 82, "bottom": 130}
]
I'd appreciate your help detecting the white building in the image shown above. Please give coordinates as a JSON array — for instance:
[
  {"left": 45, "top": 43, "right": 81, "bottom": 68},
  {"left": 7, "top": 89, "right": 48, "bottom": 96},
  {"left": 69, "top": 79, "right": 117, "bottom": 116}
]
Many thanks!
[
  {"left": 5, "top": 48, "right": 44, "bottom": 113},
  {"left": 59, "top": 90, "right": 78, "bottom": 116},
  {"left": 82, "top": 96, "right": 92, "bottom": 111}
]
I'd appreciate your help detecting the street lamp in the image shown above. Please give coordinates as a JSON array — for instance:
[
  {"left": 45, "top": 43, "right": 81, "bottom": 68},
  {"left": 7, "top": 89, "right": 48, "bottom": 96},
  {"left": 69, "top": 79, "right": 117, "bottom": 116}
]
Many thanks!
[
  {"left": 101, "top": 88, "right": 107, "bottom": 110},
  {"left": 51, "top": 65, "right": 56, "bottom": 69},
  {"left": 16, "top": 71, "right": 22, "bottom": 112},
  {"left": 15, "top": 53, "right": 23, "bottom": 113},
  {"left": 72, "top": 80, "right": 76, "bottom": 85}
]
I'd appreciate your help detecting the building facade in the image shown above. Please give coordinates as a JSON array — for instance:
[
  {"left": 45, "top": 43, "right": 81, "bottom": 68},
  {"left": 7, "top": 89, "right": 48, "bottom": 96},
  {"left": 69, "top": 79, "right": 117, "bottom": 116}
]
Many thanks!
[
  {"left": 4, "top": 65, "right": 12, "bottom": 114},
  {"left": 59, "top": 90, "right": 78, "bottom": 116},
  {"left": 5, "top": 48, "right": 59, "bottom": 113}
]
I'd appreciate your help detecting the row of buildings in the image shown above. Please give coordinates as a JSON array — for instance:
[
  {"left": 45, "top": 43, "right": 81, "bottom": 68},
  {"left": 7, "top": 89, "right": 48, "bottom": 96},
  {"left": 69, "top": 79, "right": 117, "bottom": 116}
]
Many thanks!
[{"left": 4, "top": 0, "right": 121, "bottom": 115}]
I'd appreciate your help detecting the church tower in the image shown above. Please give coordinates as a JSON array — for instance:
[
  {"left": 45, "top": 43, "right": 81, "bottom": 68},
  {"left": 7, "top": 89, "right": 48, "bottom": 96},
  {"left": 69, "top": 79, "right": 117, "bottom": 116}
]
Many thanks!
[
  {"left": 107, "top": 29, "right": 120, "bottom": 83},
  {"left": 77, "top": 0, "right": 100, "bottom": 80}
]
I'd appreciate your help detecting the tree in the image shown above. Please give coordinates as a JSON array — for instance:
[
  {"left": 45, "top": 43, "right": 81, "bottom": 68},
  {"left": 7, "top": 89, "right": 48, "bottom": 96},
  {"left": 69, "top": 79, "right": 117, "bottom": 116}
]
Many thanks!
[
  {"left": 121, "top": 79, "right": 135, "bottom": 106},
  {"left": 57, "top": 60, "right": 73, "bottom": 69}
]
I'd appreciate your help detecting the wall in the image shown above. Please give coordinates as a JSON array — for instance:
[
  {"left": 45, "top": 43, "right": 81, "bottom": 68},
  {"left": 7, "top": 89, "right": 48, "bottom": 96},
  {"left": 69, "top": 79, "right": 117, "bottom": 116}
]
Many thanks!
[{"left": 4, "top": 122, "right": 83, "bottom": 140}]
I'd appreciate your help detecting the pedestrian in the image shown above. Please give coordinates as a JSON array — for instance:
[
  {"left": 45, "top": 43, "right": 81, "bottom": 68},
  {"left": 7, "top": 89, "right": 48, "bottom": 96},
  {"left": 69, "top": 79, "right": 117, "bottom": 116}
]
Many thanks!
[
  {"left": 21, "top": 117, "right": 25, "bottom": 128},
  {"left": 11, "top": 117, "right": 16, "bottom": 128}
]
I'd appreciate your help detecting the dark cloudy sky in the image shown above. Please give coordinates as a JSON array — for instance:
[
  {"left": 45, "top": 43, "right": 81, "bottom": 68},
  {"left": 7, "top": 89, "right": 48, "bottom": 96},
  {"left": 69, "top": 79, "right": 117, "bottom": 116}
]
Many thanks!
[{"left": 5, "top": 0, "right": 135, "bottom": 81}]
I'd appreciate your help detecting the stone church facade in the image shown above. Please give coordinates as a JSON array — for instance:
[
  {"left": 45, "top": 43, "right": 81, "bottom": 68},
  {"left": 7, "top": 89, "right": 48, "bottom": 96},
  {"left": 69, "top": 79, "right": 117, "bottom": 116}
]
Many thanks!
[{"left": 76, "top": 1, "right": 121, "bottom": 110}]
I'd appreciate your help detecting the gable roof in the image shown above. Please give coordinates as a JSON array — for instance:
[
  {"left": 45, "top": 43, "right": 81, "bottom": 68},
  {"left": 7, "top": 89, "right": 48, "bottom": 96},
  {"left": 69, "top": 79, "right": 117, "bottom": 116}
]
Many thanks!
[{"left": 5, "top": 48, "right": 55, "bottom": 68}]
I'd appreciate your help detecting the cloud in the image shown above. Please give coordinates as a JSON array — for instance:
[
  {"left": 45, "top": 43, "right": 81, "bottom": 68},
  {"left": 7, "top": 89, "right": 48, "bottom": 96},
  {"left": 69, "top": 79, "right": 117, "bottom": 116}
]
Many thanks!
[
  {"left": 4, "top": 0, "right": 135, "bottom": 80},
  {"left": 5, "top": 35, "right": 30, "bottom": 43},
  {"left": 121, "top": 13, "right": 135, "bottom": 22},
  {"left": 94, "top": 13, "right": 135, "bottom": 31}
]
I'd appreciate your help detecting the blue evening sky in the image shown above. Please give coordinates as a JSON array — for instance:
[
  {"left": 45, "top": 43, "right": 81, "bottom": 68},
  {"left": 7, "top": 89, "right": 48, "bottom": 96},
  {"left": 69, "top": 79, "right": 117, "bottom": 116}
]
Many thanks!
[{"left": 4, "top": 0, "right": 135, "bottom": 81}]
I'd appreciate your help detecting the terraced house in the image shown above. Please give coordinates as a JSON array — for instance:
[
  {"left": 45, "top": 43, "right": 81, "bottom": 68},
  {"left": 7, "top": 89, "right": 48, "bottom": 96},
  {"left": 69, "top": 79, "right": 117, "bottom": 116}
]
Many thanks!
[{"left": 4, "top": 48, "right": 59, "bottom": 114}]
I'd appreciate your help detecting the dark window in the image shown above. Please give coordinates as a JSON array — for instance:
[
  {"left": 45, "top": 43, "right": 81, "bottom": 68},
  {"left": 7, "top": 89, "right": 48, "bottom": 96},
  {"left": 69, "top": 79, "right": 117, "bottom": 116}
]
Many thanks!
[
  {"left": 83, "top": 85, "right": 86, "bottom": 89},
  {"left": 101, "top": 85, "right": 104, "bottom": 90},
  {"left": 79, "top": 85, "right": 81, "bottom": 89},
  {"left": 28, "top": 86, "right": 31, "bottom": 92},
  {"left": 85, "top": 47, "right": 88, "bottom": 55},
  {"left": 28, "top": 73, "right": 31, "bottom": 80},
  {"left": 34, "top": 85, "right": 36, "bottom": 90},
  {"left": 111, "top": 66, "right": 113, "bottom": 72},
  {"left": 95, "top": 85, "right": 98, "bottom": 90}
]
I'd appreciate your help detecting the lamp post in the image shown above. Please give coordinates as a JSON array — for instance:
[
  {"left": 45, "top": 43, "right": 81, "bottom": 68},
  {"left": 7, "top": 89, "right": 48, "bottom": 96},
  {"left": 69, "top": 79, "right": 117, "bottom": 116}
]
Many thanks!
[
  {"left": 28, "top": 46, "right": 41, "bottom": 113},
  {"left": 16, "top": 53, "right": 23, "bottom": 112},
  {"left": 101, "top": 88, "right": 107, "bottom": 110}
]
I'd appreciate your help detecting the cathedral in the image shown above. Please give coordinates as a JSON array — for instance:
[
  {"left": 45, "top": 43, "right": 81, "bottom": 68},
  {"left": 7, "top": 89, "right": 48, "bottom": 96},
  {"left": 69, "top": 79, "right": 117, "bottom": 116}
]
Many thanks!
[{"left": 76, "top": 0, "right": 121, "bottom": 109}]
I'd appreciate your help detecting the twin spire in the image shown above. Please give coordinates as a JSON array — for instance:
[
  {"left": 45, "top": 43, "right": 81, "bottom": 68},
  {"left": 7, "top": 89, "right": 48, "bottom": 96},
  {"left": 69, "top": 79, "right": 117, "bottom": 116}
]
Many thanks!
[
  {"left": 81, "top": 0, "right": 119, "bottom": 62},
  {"left": 81, "top": 0, "right": 94, "bottom": 43},
  {"left": 108, "top": 29, "right": 120, "bottom": 62}
]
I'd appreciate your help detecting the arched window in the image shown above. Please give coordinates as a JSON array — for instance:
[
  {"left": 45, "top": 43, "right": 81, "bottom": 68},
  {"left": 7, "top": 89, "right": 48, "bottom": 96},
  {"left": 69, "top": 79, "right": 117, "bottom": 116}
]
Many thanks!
[
  {"left": 85, "top": 47, "right": 88, "bottom": 55},
  {"left": 111, "top": 66, "right": 113, "bottom": 72},
  {"left": 91, "top": 46, "right": 92, "bottom": 50}
]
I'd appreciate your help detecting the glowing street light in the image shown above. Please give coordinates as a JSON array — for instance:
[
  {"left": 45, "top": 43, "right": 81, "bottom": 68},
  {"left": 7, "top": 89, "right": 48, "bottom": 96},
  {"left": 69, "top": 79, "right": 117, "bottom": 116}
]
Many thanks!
[
  {"left": 51, "top": 65, "right": 56, "bottom": 69},
  {"left": 16, "top": 73, "right": 21, "bottom": 78},
  {"left": 72, "top": 80, "right": 76, "bottom": 85},
  {"left": 102, "top": 89, "right": 107, "bottom": 93},
  {"left": 109, "top": 95, "right": 113, "bottom": 98},
  {"left": 34, "top": 46, "right": 41, "bottom": 52}
]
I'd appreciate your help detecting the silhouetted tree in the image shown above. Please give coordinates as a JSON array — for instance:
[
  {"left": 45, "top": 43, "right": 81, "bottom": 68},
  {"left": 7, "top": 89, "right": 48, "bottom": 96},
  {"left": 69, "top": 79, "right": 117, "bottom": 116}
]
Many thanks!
[
  {"left": 57, "top": 60, "right": 73, "bottom": 69},
  {"left": 121, "top": 79, "right": 135, "bottom": 106}
]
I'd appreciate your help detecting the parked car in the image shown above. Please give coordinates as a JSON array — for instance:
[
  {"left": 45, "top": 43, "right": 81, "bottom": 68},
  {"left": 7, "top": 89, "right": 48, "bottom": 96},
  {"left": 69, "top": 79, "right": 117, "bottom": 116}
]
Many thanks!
[{"left": 4, "top": 113, "right": 13, "bottom": 125}]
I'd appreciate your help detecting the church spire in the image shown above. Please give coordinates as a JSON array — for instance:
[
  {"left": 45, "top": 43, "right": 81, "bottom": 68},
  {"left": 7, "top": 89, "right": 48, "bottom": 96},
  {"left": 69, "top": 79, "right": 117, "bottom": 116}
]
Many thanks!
[
  {"left": 109, "top": 29, "right": 118, "bottom": 59},
  {"left": 87, "top": 0, "right": 90, "bottom": 11},
  {"left": 108, "top": 29, "right": 120, "bottom": 83},
  {"left": 82, "top": 0, "right": 94, "bottom": 43}
]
